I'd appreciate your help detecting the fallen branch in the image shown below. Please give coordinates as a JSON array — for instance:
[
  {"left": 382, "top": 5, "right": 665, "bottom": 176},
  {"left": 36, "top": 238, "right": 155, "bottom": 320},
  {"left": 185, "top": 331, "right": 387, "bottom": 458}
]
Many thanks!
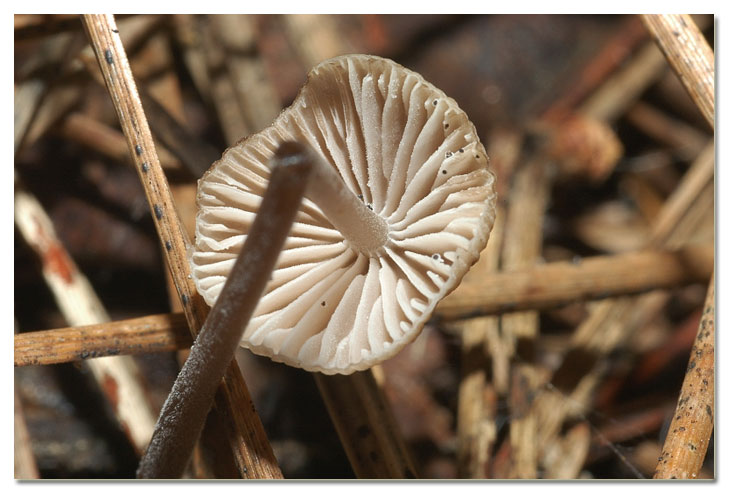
[
  {"left": 438, "top": 243, "right": 713, "bottom": 319},
  {"left": 15, "top": 313, "right": 191, "bottom": 367}
]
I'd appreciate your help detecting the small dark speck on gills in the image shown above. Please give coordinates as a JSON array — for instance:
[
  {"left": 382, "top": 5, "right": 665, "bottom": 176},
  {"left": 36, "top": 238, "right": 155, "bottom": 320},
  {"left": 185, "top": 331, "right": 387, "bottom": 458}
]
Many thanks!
[
  {"left": 153, "top": 204, "right": 163, "bottom": 220},
  {"left": 104, "top": 49, "right": 113, "bottom": 64}
]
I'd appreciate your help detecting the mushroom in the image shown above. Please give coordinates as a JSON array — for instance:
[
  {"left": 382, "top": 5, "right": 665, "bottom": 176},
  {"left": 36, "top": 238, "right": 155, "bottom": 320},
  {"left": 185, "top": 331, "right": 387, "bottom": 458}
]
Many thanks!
[{"left": 191, "top": 54, "right": 497, "bottom": 375}]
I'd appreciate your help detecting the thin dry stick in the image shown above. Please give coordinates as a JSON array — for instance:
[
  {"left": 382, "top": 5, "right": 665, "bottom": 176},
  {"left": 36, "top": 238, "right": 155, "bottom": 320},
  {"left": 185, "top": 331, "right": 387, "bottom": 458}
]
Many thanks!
[
  {"left": 642, "top": 17, "right": 716, "bottom": 477},
  {"left": 653, "top": 272, "right": 714, "bottom": 479},
  {"left": 14, "top": 388, "right": 40, "bottom": 479},
  {"left": 499, "top": 155, "right": 553, "bottom": 478},
  {"left": 284, "top": 14, "right": 345, "bottom": 69},
  {"left": 580, "top": 41, "right": 668, "bottom": 123},
  {"left": 541, "top": 15, "right": 648, "bottom": 123},
  {"left": 80, "top": 14, "right": 281, "bottom": 478},
  {"left": 625, "top": 102, "right": 708, "bottom": 159},
  {"left": 14, "top": 30, "right": 77, "bottom": 153},
  {"left": 197, "top": 17, "right": 251, "bottom": 144},
  {"left": 533, "top": 14, "right": 716, "bottom": 453},
  {"left": 137, "top": 143, "right": 312, "bottom": 479},
  {"left": 14, "top": 313, "right": 190, "bottom": 367},
  {"left": 59, "top": 112, "right": 183, "bottom": 171},
  {"left": 534, "top": 145, "right": 714, "bottom": 462},
  {"left": 438, "top": 242, "right": 713, "bottom": 318},
  {"left": 16, "top": 241, "right": 712, "bottom": 368},
  {"left": 208, "top": 15, "right": 281, "bottom": 134},
  {"left": 650, "top": 142, "right": 714, "bottom": 247},
  {"left": 641, "top": 14, "right": 715, "bottom": 128},
  {"left": 14, "top": 185, "right": 157, "bottom": 455},
  {"left": 314, "top": 371, "right": 418, "bottom": 478},
  {"left": 500, "top": 156, "right": 552, "bottom": 340},
  {"left": 456, "top": 206, "right": 504, "bottom": 478}
]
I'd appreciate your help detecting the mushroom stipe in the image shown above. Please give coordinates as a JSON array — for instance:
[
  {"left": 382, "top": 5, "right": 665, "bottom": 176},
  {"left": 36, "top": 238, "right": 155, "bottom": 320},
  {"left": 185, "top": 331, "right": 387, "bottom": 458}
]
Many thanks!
[
  {"left": 191, "top": 54, "right": 498, "bottom": 375},
  {"left": 137, "top": 144, "right": 313, "bottom": 478}
]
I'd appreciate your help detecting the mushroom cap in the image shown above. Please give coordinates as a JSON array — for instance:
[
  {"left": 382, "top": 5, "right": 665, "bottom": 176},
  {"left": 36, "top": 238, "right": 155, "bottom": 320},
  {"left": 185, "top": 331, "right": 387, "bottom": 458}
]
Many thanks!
[{"left": 191, "top": 54, "right": 497, "bottom": 375}]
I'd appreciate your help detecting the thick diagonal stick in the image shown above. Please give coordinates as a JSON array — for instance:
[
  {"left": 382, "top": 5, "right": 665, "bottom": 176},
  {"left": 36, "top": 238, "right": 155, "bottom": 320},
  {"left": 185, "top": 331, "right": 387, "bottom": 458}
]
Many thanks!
[
  {"left": 80, "top": 14, "right": 281, "bottom": 478},
  {"left": 641, "top": 14, "right": 715, "bottom": 479}
]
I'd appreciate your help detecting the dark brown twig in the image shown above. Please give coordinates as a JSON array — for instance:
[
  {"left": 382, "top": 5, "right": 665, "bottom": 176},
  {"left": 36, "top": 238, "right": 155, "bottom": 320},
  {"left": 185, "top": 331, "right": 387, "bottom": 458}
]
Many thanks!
[{"left": 137, "top": 142, "right": 312, "bottom": 478}]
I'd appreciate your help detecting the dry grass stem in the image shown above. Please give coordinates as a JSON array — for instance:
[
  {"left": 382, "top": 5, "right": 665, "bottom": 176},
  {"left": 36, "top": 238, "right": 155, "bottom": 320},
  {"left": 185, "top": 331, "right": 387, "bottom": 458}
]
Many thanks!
[
  {"left": 499, "top": 155, "right": 552, "bottom": 477},
  {"left": 440, "top": 243, "right": 711, "bottom": 319},
  {"left": 653, "top": 274, "right": 714, "bottom": 478},
  {"left": 314, "top": 371, "right": 418, "bottom": 478},
  {"left": 16, "top": 240, "right": 710, "bottom": 369},
  {"left": 456, "top": 208, "right": 505, "bottom": 478},
  {"left": 625, "top": 102, "right": 708, "bottom": 159},
  {"left": 138, "top": 88, "right": 219, "bottom": 178},
  {"left": 15, "top": 14, "right": 716, "bottom": 479},
  {"left": 542, "top": 16, "right": 647, "bottom": 123},
  {"left": 642, "top": 22, "right": 715, "bottom": 472},
  {"left": 59, "top": 112, "right": 183, "bottom": 170},
  {"left": 641, "top": 15, "right": 715, "bottom": 128},
  {"left": 579, "top": 42, "right": 667, "bottom": 123},
  {"left": 14, "top": 388, "right": 40, "bottom": 479},
  {"left": 649, "top": 142, "right": 714, "bottom": 247},
  {"left": 14, "top": 313, "right": 191, "bottom": 367},
  {"left": 533, "top": 141, "right": 714, "bottom": 464},
  {"left": 14, "top": 184, "right": 157, "bottom": 454},
  {"left": 80, "top": 14, "right": 281, "bottom": 478}
]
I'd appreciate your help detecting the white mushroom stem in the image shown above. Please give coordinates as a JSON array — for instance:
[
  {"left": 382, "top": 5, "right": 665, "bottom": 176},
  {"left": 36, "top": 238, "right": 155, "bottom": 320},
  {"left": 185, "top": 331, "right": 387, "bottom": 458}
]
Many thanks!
[{"left": 296, "top": 142, "right": 390, "bottom": 255}]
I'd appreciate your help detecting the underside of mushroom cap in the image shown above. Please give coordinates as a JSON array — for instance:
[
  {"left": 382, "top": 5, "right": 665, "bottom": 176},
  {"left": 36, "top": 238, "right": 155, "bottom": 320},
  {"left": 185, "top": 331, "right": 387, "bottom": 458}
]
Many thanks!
[{"left": 191, "top": 54, "right": 497, "bottom": 375}]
